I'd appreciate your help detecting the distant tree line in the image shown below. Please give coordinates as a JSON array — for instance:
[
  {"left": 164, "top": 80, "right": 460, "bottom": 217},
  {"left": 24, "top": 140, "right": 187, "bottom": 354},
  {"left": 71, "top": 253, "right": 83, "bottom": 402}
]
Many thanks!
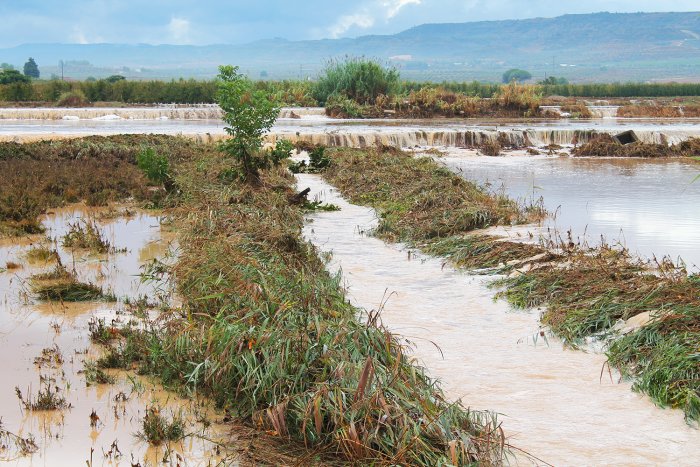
[{"left": 1, "top": 67, "right": 700, "bottom": 104}]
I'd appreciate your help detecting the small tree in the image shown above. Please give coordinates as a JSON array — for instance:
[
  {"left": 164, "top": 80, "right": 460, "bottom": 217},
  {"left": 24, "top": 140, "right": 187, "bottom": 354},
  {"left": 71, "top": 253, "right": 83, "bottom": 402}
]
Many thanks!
[
  {"left": 23, "top": 58, "right": 40, "bottom": 79},
  {"left": 216, "top": 65, "right": 280, "bottom": 182},
  {"left": 502, "top": 68, "right": 531, "bottom": 83}
]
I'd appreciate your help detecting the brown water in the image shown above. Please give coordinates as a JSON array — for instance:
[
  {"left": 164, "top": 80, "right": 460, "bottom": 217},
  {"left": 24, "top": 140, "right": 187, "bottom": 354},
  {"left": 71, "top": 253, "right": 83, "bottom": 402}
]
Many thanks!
[
  {"left": 440, "top": 151, "right": 700, "bottom": 271},
  {"left": 299, "top": 174, "right": 700, "bottom": 466},
  {"left": 0, "top": 207, "right": 233, "bottom": 466}
]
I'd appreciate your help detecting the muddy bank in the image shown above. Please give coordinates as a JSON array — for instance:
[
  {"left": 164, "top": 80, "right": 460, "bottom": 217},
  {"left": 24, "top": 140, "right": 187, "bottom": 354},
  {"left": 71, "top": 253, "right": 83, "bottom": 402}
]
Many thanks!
[{"left": 300, "top": 173, "right": 700, "bottom": 465}]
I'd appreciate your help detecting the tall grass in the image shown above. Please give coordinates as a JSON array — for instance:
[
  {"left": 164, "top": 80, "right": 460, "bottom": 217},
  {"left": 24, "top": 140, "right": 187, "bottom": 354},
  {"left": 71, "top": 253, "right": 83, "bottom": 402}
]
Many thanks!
[{"left": 105, "top": 147, "right": 508, "bottom": 464}]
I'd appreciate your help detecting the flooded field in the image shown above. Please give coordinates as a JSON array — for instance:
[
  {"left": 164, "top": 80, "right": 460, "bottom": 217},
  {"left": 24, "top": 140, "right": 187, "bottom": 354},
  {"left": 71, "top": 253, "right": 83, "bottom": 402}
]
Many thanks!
[
  {"left": 300, "top": 173, "right": 700, "bottom": 465},
  {"left": 441, "top": 152, "right": 700, "bottom": 270},
  {"left": 1, "top": 111, "right": 698, "bottom": 465},
  {"left": 0, "top": 207, "right": 233, "bottom": 466}
]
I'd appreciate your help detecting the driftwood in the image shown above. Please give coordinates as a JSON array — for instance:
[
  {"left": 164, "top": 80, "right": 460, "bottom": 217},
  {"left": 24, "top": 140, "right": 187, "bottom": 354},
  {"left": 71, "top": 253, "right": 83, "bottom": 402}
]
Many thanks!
[{"left": 289, "top": 187, "right": 310, "bottom": 205}]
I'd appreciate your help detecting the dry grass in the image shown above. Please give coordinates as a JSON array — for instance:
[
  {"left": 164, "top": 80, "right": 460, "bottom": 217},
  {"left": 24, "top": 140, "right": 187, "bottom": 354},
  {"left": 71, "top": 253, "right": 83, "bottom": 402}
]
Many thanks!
[
  {"left": 617, "top": 105, "right": 682, "bottom": 118},
  {"left": 0, "top": 134, "right": 197, "bottom": 236},
  {"left": 573, "top": 134, "right": 700, "bottom": 158},
  {"left": 62, "top": 219, "right": 112, "bottom": 254}
]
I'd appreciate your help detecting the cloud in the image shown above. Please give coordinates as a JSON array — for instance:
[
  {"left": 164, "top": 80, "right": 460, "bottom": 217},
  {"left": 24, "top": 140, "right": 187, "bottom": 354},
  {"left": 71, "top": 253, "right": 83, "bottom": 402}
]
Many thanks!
[
  {"left": 70, "top": 28, "right": 89, "bottom": 44},
  {"left": 383, "top": 0, "right": 421, "bottom": 19},
  {"left": 328, "top": 12, "right": 375, "bottom": 38},
  {"left": 168, "top": 16, "right": 191, "bottom": 43}
]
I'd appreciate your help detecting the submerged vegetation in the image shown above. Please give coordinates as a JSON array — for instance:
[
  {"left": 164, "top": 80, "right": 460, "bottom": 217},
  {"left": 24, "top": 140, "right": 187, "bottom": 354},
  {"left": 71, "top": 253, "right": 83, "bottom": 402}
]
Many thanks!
[{"left": 139, "top": 407, "right": 186, "bottom": 445}]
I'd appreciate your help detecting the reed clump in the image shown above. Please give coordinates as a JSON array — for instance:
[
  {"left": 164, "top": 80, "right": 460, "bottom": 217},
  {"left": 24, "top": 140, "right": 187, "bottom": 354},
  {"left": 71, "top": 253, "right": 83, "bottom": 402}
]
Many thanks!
[
  {"left": 30, "top": 261, "right": 112, "bottom": 302},
  {"left": 15, "top": 378, "right": 69, "bottom": 411},
  {"left": 25, "top": 245, "right": 58, "bottom": 264},
  {"left": 139, "top": 407, "right": 185, "bottom": 445},
  {"left": 62, "top": 219, "right": 111, "bottom": 253}
]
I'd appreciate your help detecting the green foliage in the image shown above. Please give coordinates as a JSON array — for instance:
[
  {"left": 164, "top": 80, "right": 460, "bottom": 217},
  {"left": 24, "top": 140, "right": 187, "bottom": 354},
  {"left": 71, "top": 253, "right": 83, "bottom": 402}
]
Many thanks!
[
  {"left": 216, "top": 64, "right": 280, "bottom": 181},
  {"left": 268, "top": 139, "right": 294, "bottom": 165},
  {"left": 23, "top": 58, "right": 39, "bottom": 79},
  {"left": 502, "top": 68, "right": 532, "bottom": 83},
  {"left": 288, "top": 145, "right": 330, "bottom": 174},
  {"left": 0, "top": 69, "right": 29, "bottom": 84},
  {"left": 136, "top": 147, "right": 170, "bottom": 185},
  {"left": 309, "top": 146, "right": 330, "bottom": 170},
  {"left": 539, "top": 76, "right": 569, "bottom": 85},
  {"left": 313, "top": 57, "right": 400, "bottom": 105},
  {"left": 324, "top": 93, "right": 365, "bottom": 117},
  {"left": 105, "top": 74, "right": 125, "bottom": 83}
]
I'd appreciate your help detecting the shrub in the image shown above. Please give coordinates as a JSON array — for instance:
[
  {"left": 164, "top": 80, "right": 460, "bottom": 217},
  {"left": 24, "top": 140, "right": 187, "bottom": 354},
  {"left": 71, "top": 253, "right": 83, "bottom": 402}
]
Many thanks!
[
  {"left": 56, "top": 90, "right": 88, "bottom": 107},
  {"left": 136, "top": 147, "right": 170, "bottom": 185},
  {"left": 313, "top": 57, "right": 400, "bottom": 105}
]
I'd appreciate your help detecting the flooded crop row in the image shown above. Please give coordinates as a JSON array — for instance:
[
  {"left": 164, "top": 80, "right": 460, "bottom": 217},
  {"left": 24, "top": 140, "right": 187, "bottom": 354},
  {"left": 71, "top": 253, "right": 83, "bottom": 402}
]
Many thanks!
[{"left": 299, "top": 173, "right": 700, "bottom": 465}]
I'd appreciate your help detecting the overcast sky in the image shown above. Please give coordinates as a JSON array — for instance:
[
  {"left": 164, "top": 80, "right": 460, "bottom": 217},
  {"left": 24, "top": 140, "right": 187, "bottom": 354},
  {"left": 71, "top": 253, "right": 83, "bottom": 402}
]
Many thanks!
[{"left": 0, "top": 1, "right": 698, "bottom": 47}]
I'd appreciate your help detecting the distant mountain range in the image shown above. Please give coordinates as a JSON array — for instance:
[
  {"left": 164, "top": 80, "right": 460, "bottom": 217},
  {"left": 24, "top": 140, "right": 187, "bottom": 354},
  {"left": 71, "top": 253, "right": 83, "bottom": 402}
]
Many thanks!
[{"left": 1, "top": 11, "right": 699, "bottom": 82}]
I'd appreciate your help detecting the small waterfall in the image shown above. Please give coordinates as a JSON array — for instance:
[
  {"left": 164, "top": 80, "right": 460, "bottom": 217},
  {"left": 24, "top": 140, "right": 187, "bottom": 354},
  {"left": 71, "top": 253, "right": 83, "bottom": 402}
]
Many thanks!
[
  {"left": 588, "top": 106, "right": 620, "bottom": 118},
  {"left": 278, "top": 107, "right": 327, "bottom": 119}
]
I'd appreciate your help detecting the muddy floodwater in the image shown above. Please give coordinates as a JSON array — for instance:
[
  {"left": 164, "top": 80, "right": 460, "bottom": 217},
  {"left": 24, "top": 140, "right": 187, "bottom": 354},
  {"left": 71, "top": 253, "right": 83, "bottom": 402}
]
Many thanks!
[
  {"left": 441, "top": 152, "right": 700, "bottom": 270},
  {"left": 3, "top": 106, "right": 700, "bottom": 147},
  {"left": 0, "top": 207, "right": 232, "bottom": 466},
  {"left": 299, "top": 174, "right": 700, "bottom": 466}
]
